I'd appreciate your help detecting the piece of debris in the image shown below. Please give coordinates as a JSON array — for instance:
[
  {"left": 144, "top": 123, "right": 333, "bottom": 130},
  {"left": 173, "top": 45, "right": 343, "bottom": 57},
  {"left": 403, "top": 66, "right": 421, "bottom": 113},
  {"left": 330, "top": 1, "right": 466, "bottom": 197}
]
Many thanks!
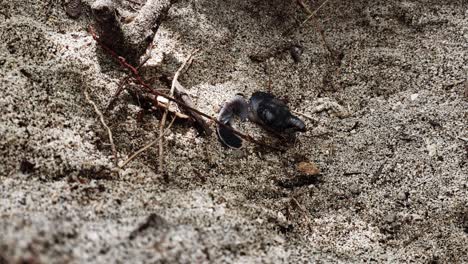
[
  {"left": 426, "top": 142, "right": 437, "bottom": 157},
  {"left": 216, "top": 92, "right": 306, "bottom": 148},
  {"left": 464, "top": 80, "right": 468, "bottom": 99},
  {"left": 410, "top": 93, "right": 419, "bottom": 101},
  {"left": 66, "top": 0, "right": 82, "bottom": 19},
  {"left": 91, "top": 0, "right": 173, "bottom": 65},
  {"left": 129, "top": 213, "right": 168, "bottom": 240},
  {"left": 289, "top": 44, "right": 303, "bottom": 63},
  {"left": 310, "top": 97, "right": 349, "bottom": 118},
  {"left": 19, "top": 159, "right": 35, "bottom": 174},
  {"left": 277, "top": 161, "right": 320, "bottom": 189},
  {"left": 155, "top": 95, "right": 189, "bottom": 120},
  {"left": 277, "top": 174, "right": 319, "bottom": 189},
  {"left": 296, "top": 161, "right": 320, "bottom": 176}
]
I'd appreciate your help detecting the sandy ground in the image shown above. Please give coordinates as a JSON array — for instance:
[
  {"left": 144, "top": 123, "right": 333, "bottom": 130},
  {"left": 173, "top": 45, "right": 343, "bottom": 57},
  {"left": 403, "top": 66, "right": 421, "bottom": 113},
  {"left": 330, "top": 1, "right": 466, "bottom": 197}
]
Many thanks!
[{"left": 1, "top": 0, "right": 467, "bottom": 263}]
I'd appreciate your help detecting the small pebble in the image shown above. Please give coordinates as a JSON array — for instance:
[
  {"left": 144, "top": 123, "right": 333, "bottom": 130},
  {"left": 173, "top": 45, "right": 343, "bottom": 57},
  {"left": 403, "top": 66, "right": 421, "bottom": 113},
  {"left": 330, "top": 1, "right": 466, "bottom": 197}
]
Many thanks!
[
  {"left": 397, "top": 191, "right": 408, "bottom": 201},
  {"left": 296, "top": 161, "right": 320, "bottom": 176},
  {"left": 349, "top": 184, "right": 361, "bottom": 195},
  {"left": 385, "top": 213, "right": 397, "bottom": 223},
  {"left": 289, "top": 45, "right": 303, "bottom": 63},
  {"left": 66, "top": 0, "right": 82, "bottom": 19},
  {"left": 410, "top": 93, "right": 419, "bottom": 101}
]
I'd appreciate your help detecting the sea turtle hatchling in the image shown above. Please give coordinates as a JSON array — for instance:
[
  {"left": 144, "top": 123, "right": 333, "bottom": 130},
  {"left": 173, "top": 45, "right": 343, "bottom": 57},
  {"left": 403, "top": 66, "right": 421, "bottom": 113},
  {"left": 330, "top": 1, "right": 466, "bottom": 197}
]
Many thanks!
[{"left": 217, "top": 92, "right": 306, "bottom": 148}]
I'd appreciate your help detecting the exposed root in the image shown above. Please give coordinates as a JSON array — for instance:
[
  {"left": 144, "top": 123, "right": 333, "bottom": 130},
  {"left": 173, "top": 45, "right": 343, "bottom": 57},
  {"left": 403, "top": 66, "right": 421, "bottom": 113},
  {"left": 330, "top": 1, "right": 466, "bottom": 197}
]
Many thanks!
[
  {"left": 296, "top": 0, "right": 335, "bottom": 57},
  {"left": 290, "top": 197, "right": 313, "bottom": 231},
  {"left": 299, "top": 0, "right": 332, "bottom": 27},
  {"left": 84, "top": 88, "right": 118, "bottom": 167},
  {"left": 106, "top": 51, "right": 152, "bottom": 111},
  {"left": 158, "top": 49, "right": 200, "bottom": 174},
  {"left": 119, "top": 115, "right": 176, "bottom": 169}
]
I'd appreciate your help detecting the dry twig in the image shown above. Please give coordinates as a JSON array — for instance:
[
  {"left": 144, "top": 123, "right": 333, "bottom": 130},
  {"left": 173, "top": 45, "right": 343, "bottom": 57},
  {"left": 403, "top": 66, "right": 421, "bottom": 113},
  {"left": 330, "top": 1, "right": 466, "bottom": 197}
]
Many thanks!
[
  {"left": 158, "top": 49, "right": 200, "bottom": 173},
  {"left": 299, "top": 0, "right": 332, "bottom": 27},
  {"left": 106, "top": 53, "right": 152, "bottom": 111},
  {"left": 119, "top": 115, "right": 177, "bottom": 169},
  {"left": 84, "top": 88, "right": 118, "bottom": 166},
  {"left": 171, "top": 78, "right": 212, "bottom": 135},
  {"left": 291, "top": 197, "right": 313, "bottom": 231},
  {"left": 296, "top": 0, "right": 335, "bottom": 56}
]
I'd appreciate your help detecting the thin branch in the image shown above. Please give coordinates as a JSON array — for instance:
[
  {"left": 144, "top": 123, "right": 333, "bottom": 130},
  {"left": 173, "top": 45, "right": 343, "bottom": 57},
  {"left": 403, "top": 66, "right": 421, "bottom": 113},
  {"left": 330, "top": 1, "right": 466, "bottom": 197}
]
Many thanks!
[
  {"left": 291, "top": 197, "right": 313, "bottom": 232},
  {"left": 296, "top": 0, "right": 334, "bottom": 56},
  {"left": 299, "top": 0, "right": 332, "bottom": 27},
  {"left": 119, "top": 115, "right": 177, "bottom": 169},
  {"left": 106, "top": 52, "right": 152, "bottom": 111},
  {"left": 88, "top": 25, "right": 282, "bottom": 151},
  {"left": 158, "top": 49, "right": 200, "bottom": 173},
  {"left": 84, "top": 88, "right": 118, "bottom": 167}
]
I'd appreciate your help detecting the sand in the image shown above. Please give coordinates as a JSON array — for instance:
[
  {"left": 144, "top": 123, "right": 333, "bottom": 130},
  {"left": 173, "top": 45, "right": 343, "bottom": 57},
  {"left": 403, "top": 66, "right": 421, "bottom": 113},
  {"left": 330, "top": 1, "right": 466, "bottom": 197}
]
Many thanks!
[{"left": 1, "top": 0, "right": 467, "bottom": 263}]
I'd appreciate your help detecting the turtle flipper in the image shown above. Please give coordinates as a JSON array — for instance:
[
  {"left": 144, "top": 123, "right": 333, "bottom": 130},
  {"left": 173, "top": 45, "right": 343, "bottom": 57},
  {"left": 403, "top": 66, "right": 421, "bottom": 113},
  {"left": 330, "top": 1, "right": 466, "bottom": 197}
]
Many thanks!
[
  {"left": 216, "top": 125, "right": 243, "bottom": 149},
  {"left": 216, "top": 94, "right": 249, "bottom": 148}
]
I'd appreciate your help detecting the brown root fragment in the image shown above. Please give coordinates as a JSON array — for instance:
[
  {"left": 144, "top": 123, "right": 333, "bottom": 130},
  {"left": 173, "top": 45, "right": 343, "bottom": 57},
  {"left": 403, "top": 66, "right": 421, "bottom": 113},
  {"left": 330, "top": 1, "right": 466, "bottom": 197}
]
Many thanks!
[
  {"left": 158, "top": 49, "right": 199, "bottom": 174},
  {"left": 119, "top": 115, "right": 176, "bottom": 169},
  {"left": 172, "top": 79, "right": 213, "bottom": 136},
  {"left": 296, "top": 0, "right": 335, "bottom": 57},
  {"left": 84, "top": 88, "right": 118, "bottom": 167}
]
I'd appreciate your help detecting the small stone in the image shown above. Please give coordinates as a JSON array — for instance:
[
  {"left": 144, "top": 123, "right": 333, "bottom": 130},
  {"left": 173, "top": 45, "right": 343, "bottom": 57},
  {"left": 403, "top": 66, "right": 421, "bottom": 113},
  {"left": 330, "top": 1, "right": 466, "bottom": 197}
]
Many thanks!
[
  {"left": 385, "top": 213, "right": 397, "bottom": 223},
  {"left": 397, "top": 191, "right": 408, "bottom": 201},
  {"left": 412, "top": 214, "right": 423, "bottom": 221},
  {"left": 410, "top": 93, "right": 419, "bottom": 101},
  {"left": 349, "top": 184, "right": 361, "bottom": 195},
  {"left": 65, "top": 0, "right": 82, "bottom": 19},
  {"left": 290, "top": 45, "right": 303, "bottom": 63},
  {"left": 296, "top": 162, "right": 320, "bottom": 176},
  {"left": 427, "top": 143, "right": 437, "bottom": 157}
]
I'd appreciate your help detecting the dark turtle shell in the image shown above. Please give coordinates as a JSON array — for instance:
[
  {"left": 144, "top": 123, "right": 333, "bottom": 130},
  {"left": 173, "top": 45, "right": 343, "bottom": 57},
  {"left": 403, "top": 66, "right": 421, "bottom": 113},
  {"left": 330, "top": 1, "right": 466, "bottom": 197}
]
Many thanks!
[
  {"left": 216, "top": 92, "right": 306, "bottom": 148},
  {"left": 249, "top": 92, "right": 306, "bottom": 133}
]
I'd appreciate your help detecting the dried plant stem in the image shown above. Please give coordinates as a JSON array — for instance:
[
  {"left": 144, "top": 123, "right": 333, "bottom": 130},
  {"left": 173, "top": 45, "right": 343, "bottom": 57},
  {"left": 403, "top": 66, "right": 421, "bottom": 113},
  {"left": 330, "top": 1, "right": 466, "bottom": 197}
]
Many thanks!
[
  {"left": 107, "top": 53, "right": 152, "bottom": 111},
  {"left": 299, "top": 0, "right": 332, "bottom": 27},
  {"left": 291, "top": 197, "right": 313, "bottom": 231},
  {"left": 158, "top": 49, "right": 200, "bottom": 173},
  {"left": 84, "top": 88, "right": 118, "bottom": 166},
  {"left": 119, "top": 115, "right": 176, "bottom": 169},
  {"left": 297, "top": 0, "right": 334, "bottom": 56}
]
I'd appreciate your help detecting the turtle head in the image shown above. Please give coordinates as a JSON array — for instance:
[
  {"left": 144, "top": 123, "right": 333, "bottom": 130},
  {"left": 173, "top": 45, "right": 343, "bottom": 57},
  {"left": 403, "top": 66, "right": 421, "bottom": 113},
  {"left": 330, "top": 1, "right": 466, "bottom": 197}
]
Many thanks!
[{"left": 284, "top": 115, "right": 306, "bottom": 133}]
